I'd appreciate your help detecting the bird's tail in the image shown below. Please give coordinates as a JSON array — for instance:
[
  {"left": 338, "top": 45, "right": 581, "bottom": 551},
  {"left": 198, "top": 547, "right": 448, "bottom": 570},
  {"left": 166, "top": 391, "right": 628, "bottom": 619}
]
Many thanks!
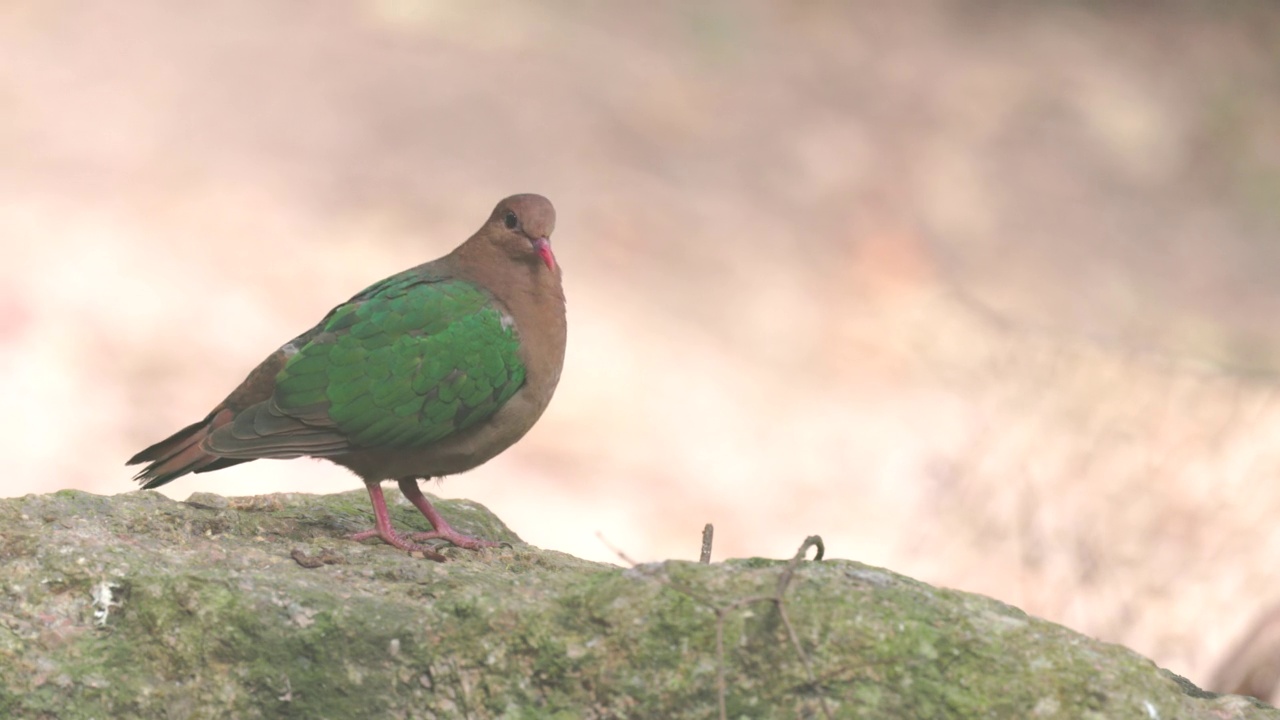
[{"left": 127, "top": 408, "right": 250, "bottom": 488}]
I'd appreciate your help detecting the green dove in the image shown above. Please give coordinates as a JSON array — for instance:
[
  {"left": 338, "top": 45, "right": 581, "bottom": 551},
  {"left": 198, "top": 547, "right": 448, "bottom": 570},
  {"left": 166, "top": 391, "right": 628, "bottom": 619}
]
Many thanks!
[{"left": 128, "top": 194, "right": 566, "bottom": 559}]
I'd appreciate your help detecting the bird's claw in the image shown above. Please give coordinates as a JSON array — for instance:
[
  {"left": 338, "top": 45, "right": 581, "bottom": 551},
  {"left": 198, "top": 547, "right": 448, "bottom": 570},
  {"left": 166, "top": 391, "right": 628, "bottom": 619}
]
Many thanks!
[
  {"left": 349, "top": 528, "right": 447, "bottom": 561},
  {"left": 406, "top": 529, "right": 500, "bottom": 551}
]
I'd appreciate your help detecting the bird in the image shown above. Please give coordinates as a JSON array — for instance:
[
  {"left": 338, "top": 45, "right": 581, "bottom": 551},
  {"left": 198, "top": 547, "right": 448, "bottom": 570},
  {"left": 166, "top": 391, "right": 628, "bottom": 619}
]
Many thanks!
[{"left": 127, "top": 194, "right": 566, "bottom": 560}]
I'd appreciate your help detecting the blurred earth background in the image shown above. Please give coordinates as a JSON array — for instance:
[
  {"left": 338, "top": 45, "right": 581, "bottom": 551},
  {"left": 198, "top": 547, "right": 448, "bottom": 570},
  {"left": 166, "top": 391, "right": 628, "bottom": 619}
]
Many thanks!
[{"left": 3, "top": 0, "right": 1280, "bottom": 695}]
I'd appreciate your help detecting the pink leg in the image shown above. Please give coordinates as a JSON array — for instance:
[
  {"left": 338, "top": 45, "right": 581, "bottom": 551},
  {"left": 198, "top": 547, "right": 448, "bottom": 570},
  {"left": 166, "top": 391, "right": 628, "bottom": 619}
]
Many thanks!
[
  {"left": 399, "top": 478, "right": 499, "bottom": 551},
  {"left": 349, "top": 482, "right": 447, "bottom": 561}
]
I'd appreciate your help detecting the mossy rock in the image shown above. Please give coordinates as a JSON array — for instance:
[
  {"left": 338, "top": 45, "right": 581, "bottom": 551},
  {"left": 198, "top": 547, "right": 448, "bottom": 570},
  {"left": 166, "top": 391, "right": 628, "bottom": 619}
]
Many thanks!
[{"left": 0, "top": 489, "right": 1271, "bottom": 719}]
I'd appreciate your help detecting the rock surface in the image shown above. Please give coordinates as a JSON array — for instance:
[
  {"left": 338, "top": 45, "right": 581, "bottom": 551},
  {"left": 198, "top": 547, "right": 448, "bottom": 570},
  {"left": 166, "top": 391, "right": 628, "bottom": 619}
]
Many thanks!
[{"left": 0, "top": 489, "right": 1272, "bottom": 719}]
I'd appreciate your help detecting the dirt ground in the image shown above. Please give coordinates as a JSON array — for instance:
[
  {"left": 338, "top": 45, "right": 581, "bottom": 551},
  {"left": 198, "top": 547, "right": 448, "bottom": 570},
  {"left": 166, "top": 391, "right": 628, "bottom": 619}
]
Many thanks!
[{"left": 3, "top": 0, "right": 1280, "bottom": 692}]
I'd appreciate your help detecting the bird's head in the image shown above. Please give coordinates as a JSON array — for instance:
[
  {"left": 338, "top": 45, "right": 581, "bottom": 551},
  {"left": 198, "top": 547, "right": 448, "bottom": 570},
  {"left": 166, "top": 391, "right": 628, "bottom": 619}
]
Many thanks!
[{"left": 486, "top": 194, "right": 557, "bottom": 272}]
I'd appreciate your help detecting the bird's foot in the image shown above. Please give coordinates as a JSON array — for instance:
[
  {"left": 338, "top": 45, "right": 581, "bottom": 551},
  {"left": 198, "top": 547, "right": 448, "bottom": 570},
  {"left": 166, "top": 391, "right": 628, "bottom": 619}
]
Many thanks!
[
  {"left": 397, "top": 477, "right": 500, "bottom": 552},
  {"left": 405, "top": 527, "right": 500, "bottom": 551},
  {"left": 349, "top": 527, "right": 447, "bottom": 562}
]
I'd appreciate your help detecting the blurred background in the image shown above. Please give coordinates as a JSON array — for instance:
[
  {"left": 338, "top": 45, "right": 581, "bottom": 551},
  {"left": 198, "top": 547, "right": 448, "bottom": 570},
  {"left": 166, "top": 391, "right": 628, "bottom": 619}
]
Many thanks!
[{"left": 3, "top": 0, "right": 1280, "bottom": 697}]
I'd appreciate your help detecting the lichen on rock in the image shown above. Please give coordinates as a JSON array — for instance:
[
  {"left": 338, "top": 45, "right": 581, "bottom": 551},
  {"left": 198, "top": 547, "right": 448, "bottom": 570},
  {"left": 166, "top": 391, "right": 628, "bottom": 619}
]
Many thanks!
[{"left": 0, "top": 490, "right": 1273, "bottom": 719}]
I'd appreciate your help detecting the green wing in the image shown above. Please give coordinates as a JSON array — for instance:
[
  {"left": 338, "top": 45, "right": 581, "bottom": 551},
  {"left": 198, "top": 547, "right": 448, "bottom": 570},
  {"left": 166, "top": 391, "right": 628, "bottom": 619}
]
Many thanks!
[{"left": 269, "top": 275, "right": 526, "bottom": 450}]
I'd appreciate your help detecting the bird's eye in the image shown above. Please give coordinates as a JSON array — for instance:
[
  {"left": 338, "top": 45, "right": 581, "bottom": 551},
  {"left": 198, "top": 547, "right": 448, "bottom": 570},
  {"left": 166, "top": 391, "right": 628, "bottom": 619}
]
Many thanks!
[{"left": 504, "top": 211, "right": 518, "bottom": 230}]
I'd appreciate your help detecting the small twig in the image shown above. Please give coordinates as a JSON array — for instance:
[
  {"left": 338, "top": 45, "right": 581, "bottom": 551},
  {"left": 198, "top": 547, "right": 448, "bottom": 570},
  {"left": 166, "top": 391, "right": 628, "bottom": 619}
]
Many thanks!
[
  {"left": 712, "top": 536, "right": 831, "bottom": 720},
  {"left": 595, "top": 531, "right": 640, "bottom": 566},
  {"left": 775, "top": 536, "right": 824, "bottom": 594},
  {"left": 773, "top": 536, "right": 831, "bottom": 719},
  {"left": 603, "top": 532, "right": 830, "bottom": 720},
  {"left": 715, "top": 606, "right": 728, "bottom": 720},
  {"left": 700, "top": 524, "right": 714, "bottom": 564}
]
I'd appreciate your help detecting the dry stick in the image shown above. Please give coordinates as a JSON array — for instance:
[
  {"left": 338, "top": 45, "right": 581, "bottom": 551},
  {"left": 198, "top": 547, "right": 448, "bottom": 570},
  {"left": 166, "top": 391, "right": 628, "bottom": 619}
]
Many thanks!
[
  {"left": 595, "top": 531, "right": 638, "bottom": 566},
  {"left": 600, "top": 530, "right": 830, "bottom": 720},
  {"left": 700, "top": 524, "right": 714, "bottom": 564},
  {"left": 709, "top": 536, "right": 830, "bottom": 720},
  {"left": 772, "top": 536, "right": 831, "bottom": 719},
  {"left": 714, "top": 604, "right": 729, "bottom": 720}
]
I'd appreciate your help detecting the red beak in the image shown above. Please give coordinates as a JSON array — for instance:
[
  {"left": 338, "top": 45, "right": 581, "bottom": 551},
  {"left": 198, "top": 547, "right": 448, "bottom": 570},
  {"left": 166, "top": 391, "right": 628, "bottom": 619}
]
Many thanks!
[{"left": 533, "top": 237, "right": 556, "bottom": 271}]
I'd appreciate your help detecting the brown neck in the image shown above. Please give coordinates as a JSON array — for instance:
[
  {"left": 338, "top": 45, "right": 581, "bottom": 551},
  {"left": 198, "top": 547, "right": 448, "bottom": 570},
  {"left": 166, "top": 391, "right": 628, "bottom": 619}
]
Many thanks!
[{"left": 446, "top": 240, "right": 567, "bottom": 400}]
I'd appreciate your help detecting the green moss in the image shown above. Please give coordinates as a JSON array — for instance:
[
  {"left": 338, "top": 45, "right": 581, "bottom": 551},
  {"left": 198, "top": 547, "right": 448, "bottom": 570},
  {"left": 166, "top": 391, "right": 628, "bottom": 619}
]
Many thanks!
[{"left": 0, "top": 490, "right": 1272, "bottom": 719}]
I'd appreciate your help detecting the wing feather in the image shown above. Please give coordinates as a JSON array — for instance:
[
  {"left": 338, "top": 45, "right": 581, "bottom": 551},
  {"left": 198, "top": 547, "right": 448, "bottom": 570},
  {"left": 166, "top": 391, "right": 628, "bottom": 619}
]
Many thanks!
[{"left": 203, "top": 277, "right": 527, "bottom": 459}]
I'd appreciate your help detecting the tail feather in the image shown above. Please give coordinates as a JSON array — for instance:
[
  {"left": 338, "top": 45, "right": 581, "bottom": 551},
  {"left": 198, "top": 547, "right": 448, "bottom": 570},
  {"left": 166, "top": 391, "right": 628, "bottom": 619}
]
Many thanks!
[
  {"left": 127, "top": 409, "right": 249, "bottom": 488},
  {"left": 193, "top": 457, "right": 252, "bottom": 475}
]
